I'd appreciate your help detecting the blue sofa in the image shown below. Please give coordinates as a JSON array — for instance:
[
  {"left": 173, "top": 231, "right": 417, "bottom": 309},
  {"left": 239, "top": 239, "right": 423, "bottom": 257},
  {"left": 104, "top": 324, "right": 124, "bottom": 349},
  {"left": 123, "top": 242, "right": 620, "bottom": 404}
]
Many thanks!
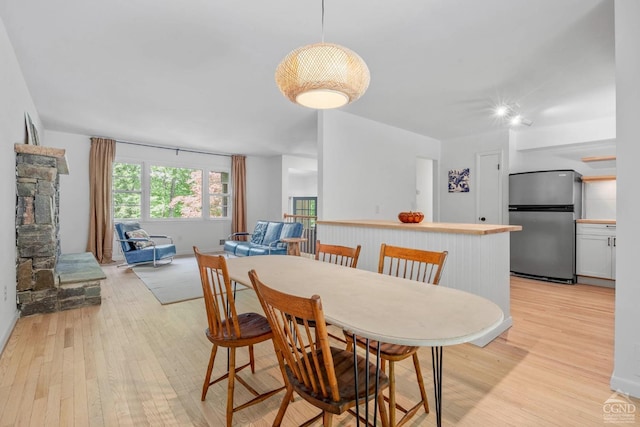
[
  {"left": 224, "top": 220, "right": 304, "bottom": 256},
  {"left": 115, "top": 222, "right": 177, "bottom": 267}
]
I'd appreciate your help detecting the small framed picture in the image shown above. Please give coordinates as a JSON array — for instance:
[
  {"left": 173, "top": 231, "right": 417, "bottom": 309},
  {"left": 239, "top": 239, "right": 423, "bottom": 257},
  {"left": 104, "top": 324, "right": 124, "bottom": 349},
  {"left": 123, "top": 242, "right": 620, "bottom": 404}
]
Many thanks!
[
  {"left": 448, "top": 168, "right": 470, "bottom": 193},
  {"left": 25, "top": 112, "right": 40, "bottom": 146}
]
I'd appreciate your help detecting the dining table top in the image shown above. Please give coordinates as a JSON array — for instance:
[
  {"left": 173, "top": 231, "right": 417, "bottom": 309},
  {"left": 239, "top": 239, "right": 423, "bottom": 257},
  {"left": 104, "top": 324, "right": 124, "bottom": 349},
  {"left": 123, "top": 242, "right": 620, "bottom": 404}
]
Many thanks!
[{"left": 225, "top": 255, "right": 504, "bottom": 348}]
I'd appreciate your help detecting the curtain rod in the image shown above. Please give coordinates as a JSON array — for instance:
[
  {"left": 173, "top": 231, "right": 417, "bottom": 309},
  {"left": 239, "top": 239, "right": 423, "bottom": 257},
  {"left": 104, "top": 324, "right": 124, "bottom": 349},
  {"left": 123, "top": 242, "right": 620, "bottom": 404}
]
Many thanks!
[{"left": 113, "top": 138, "right": 233, "bottom": 158}]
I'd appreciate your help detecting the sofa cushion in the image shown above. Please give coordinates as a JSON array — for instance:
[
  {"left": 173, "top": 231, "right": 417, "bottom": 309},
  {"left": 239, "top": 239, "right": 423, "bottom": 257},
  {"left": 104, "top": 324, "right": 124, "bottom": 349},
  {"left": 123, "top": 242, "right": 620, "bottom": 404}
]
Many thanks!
[
  {"left": 262, "top": 222, "right": 284, "bottom": 245},
  {"left": 223, "top": 240, "right": 242, "bottom": 255},
  {"left": 250, "top": 221, "right": 269, "bottom": 244},
  {"left": 280, "top": 222, "right": 303, "bottom": 239},
  {"left": 123, "top": 244, "right": 176, "bottom": 264}
]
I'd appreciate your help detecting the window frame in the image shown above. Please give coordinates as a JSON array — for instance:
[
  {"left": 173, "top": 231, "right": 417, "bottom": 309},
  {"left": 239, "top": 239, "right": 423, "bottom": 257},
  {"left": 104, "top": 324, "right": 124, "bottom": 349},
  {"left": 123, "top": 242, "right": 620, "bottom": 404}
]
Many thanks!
[{"left": 112, "top": 159, "right": 232, "bottom": 222}]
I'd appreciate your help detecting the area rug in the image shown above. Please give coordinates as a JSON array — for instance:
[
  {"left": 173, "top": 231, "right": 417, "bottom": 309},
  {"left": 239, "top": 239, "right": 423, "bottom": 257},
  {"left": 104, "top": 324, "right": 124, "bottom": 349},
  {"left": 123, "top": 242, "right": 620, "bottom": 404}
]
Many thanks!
[{"left": 132, "top": 255, "right": 247, "bottom": 305}]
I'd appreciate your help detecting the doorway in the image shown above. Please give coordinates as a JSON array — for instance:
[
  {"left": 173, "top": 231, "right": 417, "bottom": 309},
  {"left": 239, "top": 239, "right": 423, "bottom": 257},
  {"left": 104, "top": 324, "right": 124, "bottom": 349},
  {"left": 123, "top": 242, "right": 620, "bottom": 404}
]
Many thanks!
[{"left": 416, "top": 158, "right": 435, "bottom": 222}]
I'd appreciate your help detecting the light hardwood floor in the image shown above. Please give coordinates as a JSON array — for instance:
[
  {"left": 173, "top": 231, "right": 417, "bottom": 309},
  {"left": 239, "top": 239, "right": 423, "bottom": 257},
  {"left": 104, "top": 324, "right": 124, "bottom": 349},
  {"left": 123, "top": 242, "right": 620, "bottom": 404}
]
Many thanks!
[{"left": 0, "top": 265, "right": 635, "bottom": 426}]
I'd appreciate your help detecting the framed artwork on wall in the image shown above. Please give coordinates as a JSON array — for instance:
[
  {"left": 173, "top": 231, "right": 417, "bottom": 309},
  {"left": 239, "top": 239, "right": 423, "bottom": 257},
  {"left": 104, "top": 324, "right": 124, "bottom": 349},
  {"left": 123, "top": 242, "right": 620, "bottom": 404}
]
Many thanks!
[
  {"left": 448, "top": 168, "right": 470, "bottom": 193},
  {"left": 24, "top": 112, "right": 40, "bottom": 146}
]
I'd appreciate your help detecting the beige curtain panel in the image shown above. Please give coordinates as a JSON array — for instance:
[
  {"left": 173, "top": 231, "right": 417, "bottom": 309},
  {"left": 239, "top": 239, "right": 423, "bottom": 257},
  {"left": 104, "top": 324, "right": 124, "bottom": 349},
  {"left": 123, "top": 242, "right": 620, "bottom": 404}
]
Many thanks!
[
  {"left": 87, "top": 137, "right": 116, "bottom": 264},
  {"left": 231, "top": 155, "right": 247, "bottom": 237}
]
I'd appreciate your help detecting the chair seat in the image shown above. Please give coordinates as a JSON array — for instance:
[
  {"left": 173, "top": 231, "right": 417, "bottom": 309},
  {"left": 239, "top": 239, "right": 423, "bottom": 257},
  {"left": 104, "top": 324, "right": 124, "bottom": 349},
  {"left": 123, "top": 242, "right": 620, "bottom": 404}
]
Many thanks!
[
  {"left": 350, "top": 334, "right": 419, "bottom": 360},
  {"left": 123, "top": 243, "right": 176, "bottom": 264},
  {"left": 286, "top": 347, "right": 389, "bottom": 415},
  {"left": 206, "top": 312, "right": 272, "bottom": 346}
]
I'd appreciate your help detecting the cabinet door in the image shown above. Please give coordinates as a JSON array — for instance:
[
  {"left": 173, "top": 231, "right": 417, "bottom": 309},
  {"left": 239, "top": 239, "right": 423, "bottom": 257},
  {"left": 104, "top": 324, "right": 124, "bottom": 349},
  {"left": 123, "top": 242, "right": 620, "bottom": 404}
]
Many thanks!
[{"left": 576, "top": 234, "right": 613, "bottom": 279}]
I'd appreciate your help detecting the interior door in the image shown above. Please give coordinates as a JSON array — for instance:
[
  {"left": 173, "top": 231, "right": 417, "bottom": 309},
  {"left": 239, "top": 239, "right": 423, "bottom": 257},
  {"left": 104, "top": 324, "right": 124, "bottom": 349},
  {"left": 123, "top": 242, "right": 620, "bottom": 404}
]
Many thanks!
[{"left": 476, "top": 151, "right": 503, "bottom": 224}]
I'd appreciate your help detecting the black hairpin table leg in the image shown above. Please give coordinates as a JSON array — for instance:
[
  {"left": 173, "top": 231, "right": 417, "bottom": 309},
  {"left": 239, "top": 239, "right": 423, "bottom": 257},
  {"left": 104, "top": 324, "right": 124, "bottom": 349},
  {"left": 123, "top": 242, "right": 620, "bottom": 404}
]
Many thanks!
[{"left": 432, "top": 346, "right": 443, "bottom": 427}]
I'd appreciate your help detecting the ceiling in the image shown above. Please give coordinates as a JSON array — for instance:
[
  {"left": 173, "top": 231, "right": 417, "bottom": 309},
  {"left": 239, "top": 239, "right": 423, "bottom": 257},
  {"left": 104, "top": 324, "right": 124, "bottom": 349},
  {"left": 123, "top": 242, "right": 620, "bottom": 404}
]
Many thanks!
[{"left": 0, "top": 0, "right": 615, "bottom": 157}]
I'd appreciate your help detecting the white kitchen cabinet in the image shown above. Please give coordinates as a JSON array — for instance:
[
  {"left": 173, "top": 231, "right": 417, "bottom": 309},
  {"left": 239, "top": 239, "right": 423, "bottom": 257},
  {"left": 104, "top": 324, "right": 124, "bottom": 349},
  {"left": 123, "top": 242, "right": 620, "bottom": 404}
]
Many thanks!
[{"left": 576, "top": 223, "right": 616, "bottom": 280}]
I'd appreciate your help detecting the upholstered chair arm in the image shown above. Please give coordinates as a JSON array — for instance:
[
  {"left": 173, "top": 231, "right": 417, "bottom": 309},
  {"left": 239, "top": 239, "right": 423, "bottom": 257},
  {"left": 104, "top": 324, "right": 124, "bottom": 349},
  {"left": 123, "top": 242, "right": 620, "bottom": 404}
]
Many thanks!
[{"left": 148, "top": 235, "right": 174, "bottom": 244}]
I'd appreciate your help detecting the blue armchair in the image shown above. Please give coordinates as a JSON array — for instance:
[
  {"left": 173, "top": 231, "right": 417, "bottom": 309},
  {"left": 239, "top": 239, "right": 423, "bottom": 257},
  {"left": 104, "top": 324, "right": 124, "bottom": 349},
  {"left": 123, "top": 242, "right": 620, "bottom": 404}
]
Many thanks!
[{"left": 115, "top": 222, "right": 177, "bottom": 268}]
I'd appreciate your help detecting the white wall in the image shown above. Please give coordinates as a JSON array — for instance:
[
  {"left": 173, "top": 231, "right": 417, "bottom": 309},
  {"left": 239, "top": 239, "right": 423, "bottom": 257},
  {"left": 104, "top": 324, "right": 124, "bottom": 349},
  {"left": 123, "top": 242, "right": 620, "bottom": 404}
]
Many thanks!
[
  {"left": 583, "top": 180, "right": 616, "bottom": 219},
  {"left": 440, "top": 130, "right": 509, "bottom": 224},
  {"left": 45, "top": 131, "right": 91, "bottom": 254},
  {"left": 282, "top": 155, "right": 317, "bottom": 214},
  {"left": 318, "top": 110, "right": 441, "bottom": 221},
  {"left": 611, "top": 0, "right": 640, "bottom": 398},
  {"left": 245, "top": 155, "right": 283, "bottom": 227},
  {"left": 0, "top": 16, "right": 40, "bottom": 352},
  {"left": 511, "top": 117, "right": 615, "bottom": 151}
]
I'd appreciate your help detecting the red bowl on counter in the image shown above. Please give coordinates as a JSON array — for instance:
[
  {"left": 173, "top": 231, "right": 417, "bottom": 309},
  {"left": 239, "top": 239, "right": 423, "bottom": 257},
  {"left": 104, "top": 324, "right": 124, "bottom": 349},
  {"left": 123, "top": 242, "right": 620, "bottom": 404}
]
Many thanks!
[{"left": 398, "top": 211, "right": 425, "bottom": 223}]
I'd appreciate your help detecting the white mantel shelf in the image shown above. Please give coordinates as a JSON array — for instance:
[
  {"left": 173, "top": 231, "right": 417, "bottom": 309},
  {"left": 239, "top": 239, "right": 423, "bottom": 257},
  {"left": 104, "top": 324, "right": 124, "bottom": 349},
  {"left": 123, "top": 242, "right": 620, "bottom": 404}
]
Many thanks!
[{"left": 317, "top": 219, "right": 520, "bottom": 347}]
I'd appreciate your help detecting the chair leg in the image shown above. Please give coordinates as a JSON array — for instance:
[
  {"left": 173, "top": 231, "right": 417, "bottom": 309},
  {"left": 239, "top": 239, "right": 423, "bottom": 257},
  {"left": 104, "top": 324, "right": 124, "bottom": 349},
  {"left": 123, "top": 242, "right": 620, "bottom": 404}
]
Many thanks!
[
  {"left": 226, "top": 347, "right": 236, "bottom": 427},
  {"left": 322, "top": 411, "right": 333, "bottom": 427},
  {"left": 201, "top": 344, "right": 218, "bottom": 401},
  {"left": 249, "top": 344, "right": 255, "bottom": 373},
  {"left": 378, "top": 391, "right": 389, "bottom": 427},
  {"left": 346, "top": 339, "right": 353, "bottom": 352},
  {"left": 273, "top": 385, "right": 295, "bottom": 426},
  {"left": 412, "top": 352, "right": 429, "bottom": 414}
]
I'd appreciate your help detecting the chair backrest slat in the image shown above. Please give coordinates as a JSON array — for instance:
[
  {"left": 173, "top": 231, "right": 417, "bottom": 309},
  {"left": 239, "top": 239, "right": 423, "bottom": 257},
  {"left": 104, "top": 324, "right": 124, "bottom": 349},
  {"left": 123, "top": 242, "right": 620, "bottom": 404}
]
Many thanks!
[
  {"left": 315, "top": 240, "right": 361, "bottom": 268},
  {"left": 249, "top": 270, "right": 339, "bottom": 401},
  {"left": 194, "top": 247, "right": 241, "bottom": 338},
  {"left": 378, "top": 243, "right": 448, "bottom": 285}
]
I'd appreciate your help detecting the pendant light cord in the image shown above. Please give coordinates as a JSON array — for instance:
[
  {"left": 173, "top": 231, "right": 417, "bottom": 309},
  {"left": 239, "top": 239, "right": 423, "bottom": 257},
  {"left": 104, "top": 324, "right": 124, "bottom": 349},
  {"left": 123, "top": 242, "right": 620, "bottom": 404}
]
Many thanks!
[{"left": 321, "top": 0, "right": 325, "bottom": 42}]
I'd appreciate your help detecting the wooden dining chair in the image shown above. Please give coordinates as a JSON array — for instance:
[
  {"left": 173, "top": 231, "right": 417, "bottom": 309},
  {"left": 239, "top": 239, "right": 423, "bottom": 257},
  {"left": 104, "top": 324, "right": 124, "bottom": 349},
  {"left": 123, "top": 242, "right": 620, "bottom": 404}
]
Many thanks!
[
  {"left": 193, "top": 247, "right": 284, "bottom": 427},
  {"left": 249, "top": 269, "right": 390, "bottom": 427},
  {"left": 315, "top": 240, "right": 362, "bottom": 268},
  {"left": 346, "top": 243, "right": 448, "bottom": 427},
  {"left": 314, "top": 240, "right": 362, "bottom": 344}
]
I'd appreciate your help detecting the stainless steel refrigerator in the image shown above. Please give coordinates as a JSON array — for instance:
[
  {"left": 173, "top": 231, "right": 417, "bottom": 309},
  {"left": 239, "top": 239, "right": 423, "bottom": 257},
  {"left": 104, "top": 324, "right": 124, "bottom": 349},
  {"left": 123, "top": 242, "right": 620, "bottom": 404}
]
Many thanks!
[{"left": 509, "top": 170, "right": 582, "bottom": 283}]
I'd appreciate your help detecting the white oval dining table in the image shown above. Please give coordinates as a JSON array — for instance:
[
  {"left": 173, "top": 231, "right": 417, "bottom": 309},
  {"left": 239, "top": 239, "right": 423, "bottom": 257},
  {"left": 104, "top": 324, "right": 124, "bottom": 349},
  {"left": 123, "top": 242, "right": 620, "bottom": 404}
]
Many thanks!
[{"left": 225, "top": 255, "right": 504, "bottom": 427}]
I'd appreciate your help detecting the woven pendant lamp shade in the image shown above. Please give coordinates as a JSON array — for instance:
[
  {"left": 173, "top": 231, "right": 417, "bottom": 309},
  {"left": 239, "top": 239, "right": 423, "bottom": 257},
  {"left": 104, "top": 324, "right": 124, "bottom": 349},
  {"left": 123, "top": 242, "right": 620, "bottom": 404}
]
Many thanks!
[{"left": 275, "top": 42, "right": 370, "bottom": 109}]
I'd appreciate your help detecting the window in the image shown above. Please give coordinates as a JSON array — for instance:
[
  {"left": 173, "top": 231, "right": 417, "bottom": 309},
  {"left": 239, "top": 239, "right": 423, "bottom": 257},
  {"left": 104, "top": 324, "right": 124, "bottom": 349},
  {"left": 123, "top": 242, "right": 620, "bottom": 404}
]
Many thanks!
[
  {"left": 209, "top": 171, "right": 229, "bottom": 218},
  {"left": 112, "top": 162, "right": 230, "bottom": 221},
  {"left": 293, "top": 197, "right": 317, "bottom": 218},
  {"left": 113, "top": 162, "right": 142, "bottom": 220},
  {"left": 292, "top": 196, "right": 317, "bottom": 227},
  {"left": 150, "top": 166, "right": 202, "bottom": 218}
]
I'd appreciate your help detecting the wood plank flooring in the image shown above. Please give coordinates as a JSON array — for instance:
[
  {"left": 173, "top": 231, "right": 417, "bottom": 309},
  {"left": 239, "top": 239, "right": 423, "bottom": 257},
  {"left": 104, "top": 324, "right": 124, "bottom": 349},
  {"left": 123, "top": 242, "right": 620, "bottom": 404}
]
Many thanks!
[{"left": 0, "top": 266, "right": 635, "bottom": 426}]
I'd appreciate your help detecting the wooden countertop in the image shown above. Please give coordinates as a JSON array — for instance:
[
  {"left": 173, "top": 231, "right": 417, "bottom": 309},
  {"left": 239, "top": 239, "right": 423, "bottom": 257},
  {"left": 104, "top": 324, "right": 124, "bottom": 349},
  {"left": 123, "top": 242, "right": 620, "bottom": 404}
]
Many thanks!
[
  {"left": 317, "top": 219, "right": 522, "bottom": 235},
  {"left": 576, "top": 219, "right": 616, "bottom": 224}
]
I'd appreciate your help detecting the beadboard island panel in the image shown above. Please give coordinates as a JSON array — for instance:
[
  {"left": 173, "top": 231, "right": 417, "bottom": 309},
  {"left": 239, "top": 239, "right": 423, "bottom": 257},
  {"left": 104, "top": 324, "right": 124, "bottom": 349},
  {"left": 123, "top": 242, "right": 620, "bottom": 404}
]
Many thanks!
[{"left": 317, "top": 220, "right": 522, "bottom": 346}]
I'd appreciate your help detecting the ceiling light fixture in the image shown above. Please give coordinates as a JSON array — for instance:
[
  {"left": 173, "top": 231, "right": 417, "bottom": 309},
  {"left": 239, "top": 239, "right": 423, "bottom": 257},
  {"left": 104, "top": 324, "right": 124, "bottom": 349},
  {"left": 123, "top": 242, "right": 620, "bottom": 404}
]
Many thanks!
[
  {"left": 494, "top": 103, "right": 532, "bottom": 127},
  {"left": 275, "top": 0, "right": 370, "bottom": 109}
]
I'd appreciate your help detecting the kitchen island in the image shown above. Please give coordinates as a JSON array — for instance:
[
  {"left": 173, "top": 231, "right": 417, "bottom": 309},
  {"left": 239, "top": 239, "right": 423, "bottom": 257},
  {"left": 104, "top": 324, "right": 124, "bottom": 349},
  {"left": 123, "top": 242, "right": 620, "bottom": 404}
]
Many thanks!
[{"left": 316, "top": 219, "right": 522, "bottom": 346}]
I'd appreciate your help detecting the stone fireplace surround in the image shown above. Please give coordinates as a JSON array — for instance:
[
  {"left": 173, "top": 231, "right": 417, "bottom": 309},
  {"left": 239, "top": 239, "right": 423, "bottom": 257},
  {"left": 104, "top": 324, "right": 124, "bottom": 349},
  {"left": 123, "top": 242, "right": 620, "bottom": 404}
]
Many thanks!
[{"left": 15, "top": 144, "right": 104, "bottom": 316}]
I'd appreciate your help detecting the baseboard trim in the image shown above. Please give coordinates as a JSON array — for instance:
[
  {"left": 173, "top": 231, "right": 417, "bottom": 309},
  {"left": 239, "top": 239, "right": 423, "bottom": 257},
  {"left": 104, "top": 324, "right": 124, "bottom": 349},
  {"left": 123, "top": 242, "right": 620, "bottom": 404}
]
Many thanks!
[
  {"left": 611, "top": 373, "right": 640, "bottom": 399},
  {"left": 471, "top": 316, "right": 513, "bottom": 347},
  {"left": 577, "top": 275, "right": 615, "bottom": 288}
]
